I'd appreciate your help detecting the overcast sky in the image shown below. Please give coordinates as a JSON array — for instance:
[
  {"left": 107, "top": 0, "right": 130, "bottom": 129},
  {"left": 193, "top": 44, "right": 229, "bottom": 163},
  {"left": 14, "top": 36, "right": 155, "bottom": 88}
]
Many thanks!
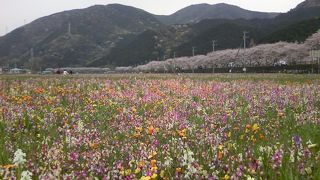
[{"left": 1, "top": 0, "right": 304, "bottom": 36}]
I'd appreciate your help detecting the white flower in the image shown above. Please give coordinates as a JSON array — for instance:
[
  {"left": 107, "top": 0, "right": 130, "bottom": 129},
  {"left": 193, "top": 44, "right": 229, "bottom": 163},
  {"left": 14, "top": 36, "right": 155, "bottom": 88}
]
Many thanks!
[
  {"left": 289, "top": 150, "right": 295, "bottom": 163},
  {"left": 77, "top": 120, "right": 84, "bottom": 131},
  {"left": 21, "top": 170, "right": 32, "bottom": 180},
  {"left": 13, "top": 149, "right": 26, "bottom": 165},
  {"left": 164, "top": 157, "right": 173, "bottom": 167}
]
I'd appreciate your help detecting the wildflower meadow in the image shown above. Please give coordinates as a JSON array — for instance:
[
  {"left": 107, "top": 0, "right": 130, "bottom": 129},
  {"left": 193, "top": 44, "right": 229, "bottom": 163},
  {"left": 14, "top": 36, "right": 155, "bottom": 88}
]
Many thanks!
[{"left": 0, "top": 74, "right": 319, "bottom": 179}]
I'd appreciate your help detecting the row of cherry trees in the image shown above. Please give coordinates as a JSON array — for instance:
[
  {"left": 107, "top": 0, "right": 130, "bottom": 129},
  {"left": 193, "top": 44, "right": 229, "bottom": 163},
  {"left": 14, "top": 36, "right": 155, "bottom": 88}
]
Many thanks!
[{"left": 127, "top": 30, "right": 320, "bottom": 72}]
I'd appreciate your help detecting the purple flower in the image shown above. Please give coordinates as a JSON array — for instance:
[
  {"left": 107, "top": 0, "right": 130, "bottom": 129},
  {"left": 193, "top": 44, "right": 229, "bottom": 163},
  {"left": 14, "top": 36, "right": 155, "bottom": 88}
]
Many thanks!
[
  {"left": 70, "top": 152, "right": 78, "bottom": 161},
  {"left": 293, "top": 135, "right": 301, "bottom": 147},
  {"left": 272, "top": 150, "right": 282, "bottom": 169}
]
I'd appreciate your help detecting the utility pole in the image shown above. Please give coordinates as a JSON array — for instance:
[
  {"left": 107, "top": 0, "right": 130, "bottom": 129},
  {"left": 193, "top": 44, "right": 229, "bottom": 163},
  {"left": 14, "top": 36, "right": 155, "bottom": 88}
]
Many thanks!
[
  {"left": 173, "top": 52, "right": 176, "bottom": 73},
  {"left": 30, "top": 48, "right": 34, "bottom": 73},
  {"left": 192, "top": 47, "right": 195, "bottom": 57},
  {"left": 212, "top": 40, "right": 217, "bottom": 52},
  {"left": 243, "top": 31, "right": 249, "bottom": 67},
  {"left": 243, "top": 31, "right": 248, "bottom": 50},
  {"left": 68, "top": 22, "right": 71, "bottom": 36}
]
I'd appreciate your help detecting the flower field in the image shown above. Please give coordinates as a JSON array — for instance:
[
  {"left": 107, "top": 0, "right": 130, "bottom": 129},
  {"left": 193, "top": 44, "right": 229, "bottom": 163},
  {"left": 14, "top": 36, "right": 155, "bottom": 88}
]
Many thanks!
[{"left": 0, "top": 74, "right": 320, "bottom": 179}]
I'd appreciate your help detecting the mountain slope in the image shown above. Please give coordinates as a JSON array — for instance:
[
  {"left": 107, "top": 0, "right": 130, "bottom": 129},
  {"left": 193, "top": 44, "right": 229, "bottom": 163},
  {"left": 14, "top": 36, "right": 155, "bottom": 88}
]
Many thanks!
[
  {"left": 155, "top": 3, "right": 279, "bottom": 25},
  {"left": 260, "top": 18, "right": 320, "bottom": 44},
  {"left": 1, "top": 1, "right": 320, "bottom": 68},
  {"left": 169, "top": 5, "right": 320, "bottom": 58},
  {"left": 296, "top": 0, "right": 320, "bottom": 9},
  {"left": 173, "top": 22, "right": 264, "bottom": 57},
  {"left": 0, "top": 4, "right": 164, "bottom": 68}
]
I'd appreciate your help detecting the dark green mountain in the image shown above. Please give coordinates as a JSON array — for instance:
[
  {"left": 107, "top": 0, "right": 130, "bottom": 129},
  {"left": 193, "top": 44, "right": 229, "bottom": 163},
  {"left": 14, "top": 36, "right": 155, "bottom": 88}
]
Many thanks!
[
  {"left": 1, "top": 1, "right": 320, "bottom": 69},
  {"left": 155, "top": 3, "right": 279, "bottom": 25},
  {"left": 169, "top": 4, "right": 320, "bottom": 57},
  {"left": 260, "top": 18, "right": 320, "bottom": 44},
  {"left": 0, "top": 4, "right": 164, "bottom": 68},
  {"left": 173, "top": 23, "right": 263, "bottom": 57}
]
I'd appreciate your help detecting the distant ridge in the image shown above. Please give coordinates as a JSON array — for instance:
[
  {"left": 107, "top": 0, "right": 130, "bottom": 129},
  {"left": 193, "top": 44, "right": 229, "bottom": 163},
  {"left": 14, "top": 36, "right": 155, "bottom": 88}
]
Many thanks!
[
  {"left": 296, "top": 0, "right": 320, "bottom": 9},
  {"left": 155, "top": 3, "right": 280, "bottom": 25},
  {"left": 1, "top": 0, "right": 320, "bottom": 69}
]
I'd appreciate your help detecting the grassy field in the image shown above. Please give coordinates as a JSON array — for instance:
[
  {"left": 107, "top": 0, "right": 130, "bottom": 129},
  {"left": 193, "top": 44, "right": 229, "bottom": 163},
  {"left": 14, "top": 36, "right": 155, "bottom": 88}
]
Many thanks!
[{"left": 0, "top": 74, "right": 320, "bottom": 179}]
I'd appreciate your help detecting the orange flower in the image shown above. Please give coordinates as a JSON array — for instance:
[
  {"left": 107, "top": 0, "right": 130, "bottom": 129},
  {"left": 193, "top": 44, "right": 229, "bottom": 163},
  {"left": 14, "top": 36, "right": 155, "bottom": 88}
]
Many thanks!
[
  {"left": 0, "top": 164, "right": 16, "bottom": 169},
  {"left": 218, "top": 150, "right": 223, "bottom": 160},
  {"left": 135, "top": 126, "right": 142, "bottom": 132},
  {"left": 21, "top": 95, "right": 32, "bottom": 102},
  {"left": 133, "top": 132, "right": 141, "bottom": 138},
  {"left": 89, "top": 143, "right": 99, "bottom": 149},
  {"left": 138, "top": 160, "right": 145, "bottom": 168},
  {"left": 259, "top": 133, "right": 265, "bottom": 140},
  {"left": 178, "top": 129, "right": 186, "bottom": 138},
  {"left": 176, "top": 168, "right": 182, "bottom": 173},
  {"left": 148, "top": 126, "right": 155, "bottom": 135},
  {"left": 150, "top": 159, "right": 157, "bottom": 167},
  {"left": 34, "top": 87, "right": 44, "bottom": 94},
  {"left": 278, "top": 111, "right": 285, "bottom": 117}
]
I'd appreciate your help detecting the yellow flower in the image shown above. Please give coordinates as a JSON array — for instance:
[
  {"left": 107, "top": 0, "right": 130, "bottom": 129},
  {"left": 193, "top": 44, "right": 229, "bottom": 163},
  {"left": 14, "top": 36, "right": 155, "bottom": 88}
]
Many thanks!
[
  {"left": 222, "top": 174, "right": 230, "bottom": 180},
  {"left": 160, "top": 170, "right": 165, "bottom": 178},
  {"left": 252, "top": 123, "right": 259, "bottom": 132},
  {"left": 125, "top": 169, "right": 132, "bottom": 176},
  {"left": 151, "top": 166, "right": 158, "bottom": 172},
  {"left": 135, "top": 168, "right": 141, "bottom": 174},
  {"left": 120, "top": 170, "right": 125, "bottom": 176},
  {"left": 148, "top": 151, "right": 157, "bottom": 159},
  {"left": 140, "top": 176, "right": 151, "bottom": 180},
  {"left": 151, "top": 173, "right": 157, "bottom": 179}
]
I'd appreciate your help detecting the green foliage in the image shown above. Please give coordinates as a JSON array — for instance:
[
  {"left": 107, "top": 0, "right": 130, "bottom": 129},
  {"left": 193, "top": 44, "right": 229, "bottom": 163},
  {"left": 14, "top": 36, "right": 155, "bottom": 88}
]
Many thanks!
[{"left": 260, "top": 18, "right": 320, "bottom": 43}]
